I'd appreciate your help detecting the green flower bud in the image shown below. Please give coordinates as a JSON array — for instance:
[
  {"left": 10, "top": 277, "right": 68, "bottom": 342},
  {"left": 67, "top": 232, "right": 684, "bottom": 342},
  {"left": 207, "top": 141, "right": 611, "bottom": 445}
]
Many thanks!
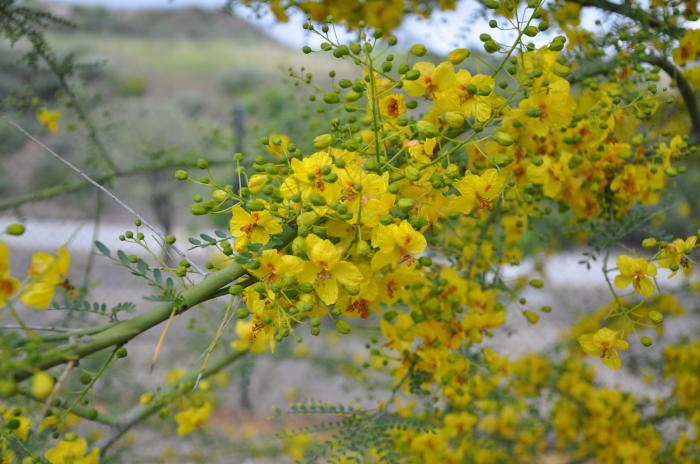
[
  {"left": 309, "top": 193, "right": 327, "bottom": 206},
  {"left": 236, "top": 307, "right": 250, "bottom": 319},
  {"left": 641, "top": 335, "right": 653, "bottom": 347},
  {"left": 335, "top": 320, "right": 351, "bottom": 335},
  {"left": 529, "top": 278, "right": 544, "bottom": 289},
  {"left": 292, "top": 236, "right": 306, "bottom": 256},
  {"left": 323, "top": 92, "right": 340, "bottom": 104},
  {"left": 116, "top": 347, "right": 128, "bottom": 358},
  {"left": 523, "top": 25, "right": 538, "bottom": 37},
  {"left": 642, "top": 238, "right": 657, "bottom": 249},
  {"left": 404, "top": 69, "right": 421, "bottom": 81},
  {"left": 397, "top": 198, "right": 415, "bottom": 211},
  {"left": 409, "top": 44, "right": 427, "bottom": 57},
  {"left": 493, "top": 131, "right": 514, "bottom": 147},
  {"left": 299, "top": 282, "right": 314, "bottom": 293},
  {"left": 404, "top": 166, "right": 421, "bottom": 181},
  {"left": 229, "top": 284, "right": 244, "bottom": 296},
  {"left": 649, "top": 310, "right": 663, "bottom": 325},
  {"left": 5, "top": 223, "right": 25, "bottom": 236},
  {"left": 174, "top": 170, "right": 188, "bottom": 180},
  {"left": 416, "top": 120, "right": 439, "bottom": 137},
  {"left": 523, "top": 310, "right": 539, "bottom": 325},
  {"left": 484, "top": 40, "right": 500, "bottom": 53},
  {"left": 313, "top": 133, "right": 334, "bottom": 148}
]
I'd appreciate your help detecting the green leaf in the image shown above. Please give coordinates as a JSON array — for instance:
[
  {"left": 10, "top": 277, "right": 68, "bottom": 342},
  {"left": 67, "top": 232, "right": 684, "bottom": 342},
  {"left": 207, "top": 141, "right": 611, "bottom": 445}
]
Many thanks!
[
  {"left": 153, "top": 268, "right": 163, "bottom": 284},
  {"left": 94, "top": 240, "right": 110, "bottom": 256},
  {"left": 137, "top": 259, "right": 148, "bottom": 276}
]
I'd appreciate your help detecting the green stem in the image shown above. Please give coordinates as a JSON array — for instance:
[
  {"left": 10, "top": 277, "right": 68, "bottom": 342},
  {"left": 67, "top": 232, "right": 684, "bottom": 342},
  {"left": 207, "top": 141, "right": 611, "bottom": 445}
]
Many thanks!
[
  {"left": 97, "top": 347, "right": 249, "bottom": 456},
  {"left": 570, "top": 0, "right": 684, "bottom": 37},
  {"left": 0, "top": 158, "right": 230, "bottom": 211},
  {"left": 10, "top": 229, "right": 294, "bottom": 382},
  {"left": 16, "top": 386, "right": 118, "bottom": 426}
]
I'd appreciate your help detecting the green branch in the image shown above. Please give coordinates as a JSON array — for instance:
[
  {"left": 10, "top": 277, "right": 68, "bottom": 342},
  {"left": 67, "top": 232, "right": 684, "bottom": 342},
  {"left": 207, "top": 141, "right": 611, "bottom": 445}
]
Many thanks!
[
  {"left": 0, "top": 158, "right": 229, "bottom": 211},
  {"left": 644, "top": 55, "right": 700, "bottom": 145},
  {"left": 10, "top": 228, "right": 294, "bottom": 382},
  {"left": 16, "top": 385, "right": 117, "bottom": 426},
  {"left": 570, "top": 0, "right": 685, "bottom": 37},
  {"left": 97, "top": 347, "right": 249, "bottom": 456}
]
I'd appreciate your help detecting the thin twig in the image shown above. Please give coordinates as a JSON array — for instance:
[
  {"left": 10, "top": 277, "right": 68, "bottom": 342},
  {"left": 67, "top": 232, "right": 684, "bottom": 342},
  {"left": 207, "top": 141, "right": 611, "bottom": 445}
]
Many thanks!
[
  {"left": 34, "top": 360, "right": 75, "bottom": 431},
  {"left": 0, "top": 324, "right": 82, "bottom": 333},
  {"left": 2, "top": 117, "right": 207, "bottom": 277}
]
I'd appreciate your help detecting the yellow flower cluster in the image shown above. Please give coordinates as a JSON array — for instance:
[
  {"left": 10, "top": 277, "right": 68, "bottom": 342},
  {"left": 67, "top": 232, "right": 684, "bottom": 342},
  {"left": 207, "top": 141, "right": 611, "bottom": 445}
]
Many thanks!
[{"left": 0, "top": 240, "right": 71, "bottom": 310}]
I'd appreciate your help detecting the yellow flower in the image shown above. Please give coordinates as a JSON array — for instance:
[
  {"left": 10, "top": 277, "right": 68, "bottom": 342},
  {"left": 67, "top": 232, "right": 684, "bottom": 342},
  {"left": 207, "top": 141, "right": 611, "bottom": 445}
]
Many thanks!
[
  {"left": 513, "top": 80, "right": 573, "bottom": 136},
  {"left": 370, "top": 220, "right": 427, "bottom": 270},
  {"left": 248, "top": 249, "right": 304, "bottom": 299},
  {"left": 658, "top": 236, "right": 697, "bottom": 276},
  {"left": 578, "top": 327, "right": 629, "bottom": 370},
  {"left": 45, "top": 437, "right": 99, "bottom": 464},
  {"left": 231, "top": 319, "right": 271, "bottom": 353},
  {"left": 406, "top": 137, "right": 437, "bottom": 164},
  {"left": 455, "top": 70, "right": 499, "bottom": 122},
  {"left": 672, "top": 30, "right": 700, "bottom": 66},
  {"left": 37, "top": 108, "right": 61, "bottom": 134},
  {"left": 229, "top": 205, "right": 282, "bottom": 249},
  {"left": 2, "top": 409, "right": 30, "bottom": 441},
  {"left": 300, "top": 234, "right": 363, "bottom": 305},
  {"left": 20, "top": 246, "right": 70, "bottom": 309},
  {"left": 453, "top": 168, "right": 505, "bottom": 212},
  {"left": 175, "top": 401, "right": 212, "bottom": 436},
  {"left": 265, "top": 133, "right": 290, "bottom": 156},
  {"left": 526, "top": 152, "right": 572, "bottom": 198},
  {"left": 403, "top": 61, "right": 458, "bottom": 99},
  {"left": 379, "top": 93, "right": 406, "bottom": 119},
  {"left": 614, "top": 255, "right": 657, "bottom": 297},
  {"left": 0, "top": 241, "right": 20, "bottom": 308}
]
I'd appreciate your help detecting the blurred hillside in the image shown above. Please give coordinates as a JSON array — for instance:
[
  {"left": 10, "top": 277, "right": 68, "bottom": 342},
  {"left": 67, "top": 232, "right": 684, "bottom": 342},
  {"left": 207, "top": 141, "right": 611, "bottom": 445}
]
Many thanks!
[{"left": 0, "top": 4, "right": 338, "bottom": 225}]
